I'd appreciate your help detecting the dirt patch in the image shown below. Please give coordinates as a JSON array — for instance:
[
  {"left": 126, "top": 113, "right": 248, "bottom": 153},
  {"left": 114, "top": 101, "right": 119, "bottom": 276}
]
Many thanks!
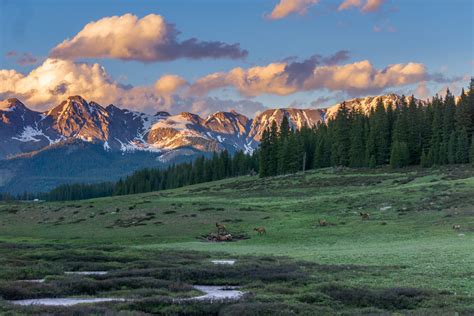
[{"left": 199, "top": 232, "right": 249, "bottom": 242}]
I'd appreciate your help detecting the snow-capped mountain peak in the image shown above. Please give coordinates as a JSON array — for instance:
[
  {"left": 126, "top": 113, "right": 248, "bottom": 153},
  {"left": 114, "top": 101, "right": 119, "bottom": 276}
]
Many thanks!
[{"left": 1, "top": 93, "right": 426, "bottom": 160}]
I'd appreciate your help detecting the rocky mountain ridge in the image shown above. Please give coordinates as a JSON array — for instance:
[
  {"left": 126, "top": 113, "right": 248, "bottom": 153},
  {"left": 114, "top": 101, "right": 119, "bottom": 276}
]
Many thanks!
[{"left": 0, "top": 94, "right": 419, "bottom": 160}]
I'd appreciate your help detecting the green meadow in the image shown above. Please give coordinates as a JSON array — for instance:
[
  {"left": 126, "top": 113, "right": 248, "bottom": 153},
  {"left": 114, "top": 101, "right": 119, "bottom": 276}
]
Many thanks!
[{"left": 0, "top": 166, "right": 473, "bottom": 315}]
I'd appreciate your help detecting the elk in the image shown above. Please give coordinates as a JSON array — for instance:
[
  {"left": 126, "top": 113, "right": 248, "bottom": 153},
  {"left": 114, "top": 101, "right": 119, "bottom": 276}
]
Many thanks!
[
  {"left": 254, "top": 227, "right": 266, "bottom": 235},
  {"left": 318, "top": 219, "right": 327, "bottom": 226},
  {"left": 453, "top": 224, "right": 461, "bottom": 230},
  {"left": 359, "top": 212, "right": 370, "bottom": 220},
  {"left": 216, "top": 222, "right": 227, "bottom": 234}
]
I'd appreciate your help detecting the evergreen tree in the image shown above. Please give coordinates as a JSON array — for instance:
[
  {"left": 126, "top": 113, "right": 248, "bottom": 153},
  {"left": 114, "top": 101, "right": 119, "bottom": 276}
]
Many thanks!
[
  {"left": 368, "top": 155, "right": 376, "bottom": 169},
  {"left": 470, "top": 135, "right": 474, "bottom": 165},
  {"left": 279, "top": 115, "right": 291, "bottom": 141},
  {"left": 420, "top": 150, "right": 431, "bottom": 168},
  {"left": 333, "top": 102, "right": 351, "bottom": 166},
  {"left": 313, "top": 124, "right": 330, "bottom": 169},
  {"left": 269, "top": 121, "right": 280, "bottom": 175},
  {"left": 287, "top": 133, "right": 303, "bottom": 173},
  {"left": 349, "top": 113, "right": 366, "bottom": 167},
  {"left": 430, "top": 95, "right": 444, "bottom": 164},
  {"left": 373, "top": 98, "right": 391, "bottom": 164},
  {"left": 390, "top": 141, "right": 410, "bottom": 168},
  {"left": 456, "top": 128, "right": 470, "bottom": 163},
  {"left": 447, "top": 131, "right": 457, "bottom": 164},
  {"left": 259, "top": 128, "right": 271, "bottom": 177}
]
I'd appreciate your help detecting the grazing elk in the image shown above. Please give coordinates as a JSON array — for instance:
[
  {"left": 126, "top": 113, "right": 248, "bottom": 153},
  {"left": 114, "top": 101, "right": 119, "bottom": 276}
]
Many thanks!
[
  {"left": 452, "top": 224, "right": 461, "bottom": 230},
  {"left": 216, "top": 222, "right": 227, "bottom": 234},
  {"left": 254, "top": 227, "right": 266, "bottom": 235},
  {"left": 318, "top": 219, "right": 328, "bottom": 227},
  {"left": 359, "top": 212, "right": 370, "bottom": 220}
]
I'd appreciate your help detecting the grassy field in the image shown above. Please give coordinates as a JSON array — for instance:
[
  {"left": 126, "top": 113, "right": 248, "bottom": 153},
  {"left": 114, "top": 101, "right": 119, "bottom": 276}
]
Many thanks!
[{"left": 0, "top": 166, "right": 473, "bottom": 315}]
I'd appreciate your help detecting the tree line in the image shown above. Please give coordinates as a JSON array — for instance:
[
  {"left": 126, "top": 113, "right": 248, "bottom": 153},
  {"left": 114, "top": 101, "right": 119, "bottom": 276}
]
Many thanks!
[
  {"left": 43, "top": 150, "right": 258, "bottom": 201},
  {"left": 259, "top": 79, "right": 474, "bottom": 177}
]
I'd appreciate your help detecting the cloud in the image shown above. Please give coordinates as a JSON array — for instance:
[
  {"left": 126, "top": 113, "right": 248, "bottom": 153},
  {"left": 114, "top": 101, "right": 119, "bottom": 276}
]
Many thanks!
[
  {"left": 338, "top": 0, "right": 361, "bottom": 11},
  {"left": 0, "top": 58, "right": 134, "bottom": 109},
  {"left": 155, "top": 75, "right": 188, "bottom": 96},
  {"left": 268, "top": 0, "right": 385, "bottom": 20},
  {"left": 310, "top": 96, "right": 332, "bottom": 107},
  {"left": 361, "top": 0, "right": 385, "bottom": 12},
  {"left": 339, "top": 0, "right": 385, "bottom": 12},
  {"left": 50, "top": 13, "right": 247, "bottom": 62},
  {"left": 285, "top": 50, "right": 350, "bottom": 85},
  {"left": 171, "top": 96, "right": 267, "bottom": 117},
  {"left": 415, "top": 82, "right": 431, "bottom": 100},
  {"left": 0, "top": 58, "right": 265, "bottom": 117},
  {"left": 189, "top": 55, "right": 430, "bottom": 97},
  {"left": 5, "top": 51, "right": 38, "bottom": 66},
  {"left": 267, "top": 0, "right": 320, "bottom": 20}
]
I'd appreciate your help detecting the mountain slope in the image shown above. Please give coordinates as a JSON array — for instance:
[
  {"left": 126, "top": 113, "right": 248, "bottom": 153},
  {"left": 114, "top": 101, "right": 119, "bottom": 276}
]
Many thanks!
[
  {"left": 0, "top": 139, "right": 169, "bottom": 194},
  {"left": 0, "top": 96, "right": 333, "bottom": 159},
  {"left": 0, "top": 98, "right": 60, "bottom": 158},
  {"left": 0, "top": 93, "right": 423, "bottom": 193}
]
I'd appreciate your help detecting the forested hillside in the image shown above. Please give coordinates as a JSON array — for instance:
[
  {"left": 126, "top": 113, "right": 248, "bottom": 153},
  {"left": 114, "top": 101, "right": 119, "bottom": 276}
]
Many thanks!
[
  {"left": 259, "top": 81, "right": 474, "bottom": 177},
  {"left": 45, "top": 150, "right": 259, "bottom": 201}
]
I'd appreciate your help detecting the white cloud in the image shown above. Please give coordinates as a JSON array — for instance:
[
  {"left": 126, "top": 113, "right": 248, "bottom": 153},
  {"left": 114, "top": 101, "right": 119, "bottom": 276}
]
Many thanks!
[{"left": 50, "top": 14, "right": 247, "bottom": 62}]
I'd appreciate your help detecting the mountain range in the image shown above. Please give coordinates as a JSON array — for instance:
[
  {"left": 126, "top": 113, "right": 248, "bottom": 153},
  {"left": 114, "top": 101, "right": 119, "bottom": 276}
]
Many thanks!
[{"left": 0, "top": 94, "right": 415, "bottom": 193}]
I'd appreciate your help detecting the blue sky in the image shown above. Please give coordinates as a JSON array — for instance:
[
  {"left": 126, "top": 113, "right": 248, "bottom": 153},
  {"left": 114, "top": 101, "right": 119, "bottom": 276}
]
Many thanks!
[{"left": 0, "top": 0, "right": 472, "bottom": 114}]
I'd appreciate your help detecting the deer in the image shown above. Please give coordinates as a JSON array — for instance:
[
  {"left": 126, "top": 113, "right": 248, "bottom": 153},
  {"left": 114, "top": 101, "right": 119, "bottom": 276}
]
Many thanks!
[
  {"left": 254, "top": 227, "right": 266, "bottom": 235},
  {"left": 359, "top": 212, "right": 370, "bottom": 220},
  {"left": 318, "top": 219, "right": 328, "bottom": 226},
  {"left": 452, "top": 224, "right": 461, "bottom": 230},
  {"left": 216, "top": 222, "right": 227, "bottom": 234}
]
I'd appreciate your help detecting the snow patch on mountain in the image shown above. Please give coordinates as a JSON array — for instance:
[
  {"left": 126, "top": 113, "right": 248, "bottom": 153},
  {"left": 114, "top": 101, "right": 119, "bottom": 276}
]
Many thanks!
[
  {"left": 115, "top": 138, "right": 162, "bottom": 154},
  {"left": 12, "top": 126, "right": 61, "bottom": 144},
  {"left": 12, "top": 126, "right": 44, "bottom": 142},
  {"left": 244, "top": 141, "right": 255, "bottom": 155}
]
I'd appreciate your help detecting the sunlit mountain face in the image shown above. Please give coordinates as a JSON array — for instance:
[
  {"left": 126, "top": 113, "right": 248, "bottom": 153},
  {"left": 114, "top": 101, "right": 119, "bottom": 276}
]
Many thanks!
[{"left": 1, "top": 94, "right": 424, "bottom": 160}]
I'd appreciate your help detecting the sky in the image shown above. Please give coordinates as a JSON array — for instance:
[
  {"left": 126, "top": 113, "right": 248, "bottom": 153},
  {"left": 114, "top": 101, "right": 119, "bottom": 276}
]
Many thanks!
[{"left": 0, "top": 0, "right": 473, "bottom": 116}]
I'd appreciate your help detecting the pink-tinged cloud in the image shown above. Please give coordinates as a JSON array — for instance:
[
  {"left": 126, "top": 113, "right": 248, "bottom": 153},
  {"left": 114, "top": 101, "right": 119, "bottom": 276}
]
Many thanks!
[
  {"left": 5, "top": 51, "right": 38, "bottom": 66},
  {"left": 0, "top": 58, "right": 130, "bottom": 108},
  {"left": 338, "top": 0, "right": 361, "bottom": 11},
  {"left": 339, "top": 0, "right": 385, "bottom": 12},
  {"left": 267, "top": 0, "right": 320, "bottom": 20},
  {"left": 189, "top": 57, "right": 429, "bottom": 97},
  {"left": 50, "top": 14, "right": 247, "bottom": 62},
  {"left": 0, "top": 59, "right": 263, "bottom": 116},
  {"left": 155, "top": 75, "right": 188, "bottom": 96},
  {"left": 362, "top": 0, "right": 385, "bottom": 12}
]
